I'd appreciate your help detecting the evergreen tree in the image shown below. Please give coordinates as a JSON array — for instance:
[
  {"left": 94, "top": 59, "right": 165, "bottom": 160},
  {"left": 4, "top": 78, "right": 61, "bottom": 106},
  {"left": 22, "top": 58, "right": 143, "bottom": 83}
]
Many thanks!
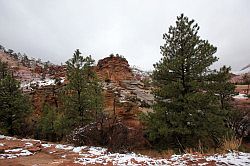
[
  {"left": 143, "top": 14, "right": 232, "bottom": 151},
  {"left": 208, "top": 66, "right": 235, "bottom": 110},
  {"left": 63, "top": 49, "right": 103, "bottom": 129},
  {"left": 21, "top": 54, "right": 30, "bottom": 67},
  {"left": 38, "top": 104, "right": 65, "bottom": 141},
  {"left": 0, "top": 60, "right": 8, "bottom": 79},
  {"left": 0, "top": 60, "right": 32, "bottom": 135}
]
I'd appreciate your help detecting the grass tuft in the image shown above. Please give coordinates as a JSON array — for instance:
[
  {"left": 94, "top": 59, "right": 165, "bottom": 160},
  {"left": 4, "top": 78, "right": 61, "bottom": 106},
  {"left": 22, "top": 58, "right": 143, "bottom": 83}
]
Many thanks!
[{"left": 221, "top": 135, "right": 242, "bottom": 152}]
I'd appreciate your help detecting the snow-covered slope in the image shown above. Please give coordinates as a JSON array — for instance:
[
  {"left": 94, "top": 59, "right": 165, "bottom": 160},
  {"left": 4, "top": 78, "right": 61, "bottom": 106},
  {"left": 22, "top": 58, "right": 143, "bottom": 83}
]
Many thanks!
[{"left": 131, "top": 66, "right": 152, "bottom": 80}]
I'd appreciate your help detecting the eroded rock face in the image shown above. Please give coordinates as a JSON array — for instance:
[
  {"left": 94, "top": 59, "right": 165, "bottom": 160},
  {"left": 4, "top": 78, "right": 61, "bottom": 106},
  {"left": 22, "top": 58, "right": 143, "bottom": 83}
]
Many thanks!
[
  {"left": 96, "top": 56, "right": 133, "bottom": 83},
  {"left": 31, "top": 85, "right": 63, "bottom": 114}
]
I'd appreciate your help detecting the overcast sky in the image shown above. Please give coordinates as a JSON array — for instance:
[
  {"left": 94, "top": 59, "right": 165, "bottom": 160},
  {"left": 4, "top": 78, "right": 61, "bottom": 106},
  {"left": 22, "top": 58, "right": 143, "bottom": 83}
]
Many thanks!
[{"left": 0, "top": 0, "right": 249, "bottom": 71}]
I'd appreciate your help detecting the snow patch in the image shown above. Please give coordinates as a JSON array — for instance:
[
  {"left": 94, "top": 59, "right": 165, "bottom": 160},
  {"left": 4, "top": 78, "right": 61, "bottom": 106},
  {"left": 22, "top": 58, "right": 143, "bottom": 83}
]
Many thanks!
[
  {"left": 55, "top": 144, "right": 74, "bottom": 150},
  {"left": 21, "top": 77, "right": 65, "bottom": 91},
  {"left": 41, "top": 143, "right": 53, "bottom": 148},
  {"left": 21, "top": 138, "right": 41, "bottom": 142},
  {"left": 233, "top": 93, "right": 248, "bottom": 99},
  {"left": 1, "top": 149, "right": 33, "bottom": 159},
  {"left": 1, "top": 134, "right": 250, "bottom": 165},
  {"left": 72, "top": 146, "right": 87, "bottom": 153},
  {"left": 87, "top": 147, "right": 107, "bottom": 156},
  {"left": 25, "top": 142, "right": 33, "bottom": 147},
  {"left": 5, "top": 148, "right": 23, "bottom": 153},
  {"left": 206, "top": 152, "right": 250, "bottom": 166},
  {"left": 61, "top": 155, "right": 66, "bottom": 158},
  {"left": 0, "top": 135, "right": 16, "bottom": 140}
]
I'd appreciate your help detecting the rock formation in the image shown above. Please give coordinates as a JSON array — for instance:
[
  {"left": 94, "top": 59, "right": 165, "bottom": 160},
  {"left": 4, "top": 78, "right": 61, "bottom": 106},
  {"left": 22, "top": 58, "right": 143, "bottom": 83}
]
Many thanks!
[{"left": 96, "top": 56, "right": 133, "bottom": 83}]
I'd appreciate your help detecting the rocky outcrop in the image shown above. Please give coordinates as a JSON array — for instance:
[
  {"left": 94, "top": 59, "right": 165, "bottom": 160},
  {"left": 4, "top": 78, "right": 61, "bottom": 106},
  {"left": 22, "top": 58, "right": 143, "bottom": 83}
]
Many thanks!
[
  {"left": 30, "top": 85, "right": 63, "bottom": 114},
  {"left": 96, "top": 56, "right": 133, "bottom": 83},
  {"left": 119, "top": 80, "right": 154, "bottom": 106},
  {"left": 33, "top": 65, "right": 66, "bottom": 78}
]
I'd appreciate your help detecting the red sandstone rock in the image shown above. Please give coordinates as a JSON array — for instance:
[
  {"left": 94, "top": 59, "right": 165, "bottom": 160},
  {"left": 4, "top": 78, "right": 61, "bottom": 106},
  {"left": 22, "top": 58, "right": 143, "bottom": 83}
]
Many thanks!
[{"left": 96, "top": 56, "right": 133, "bottom": 83}]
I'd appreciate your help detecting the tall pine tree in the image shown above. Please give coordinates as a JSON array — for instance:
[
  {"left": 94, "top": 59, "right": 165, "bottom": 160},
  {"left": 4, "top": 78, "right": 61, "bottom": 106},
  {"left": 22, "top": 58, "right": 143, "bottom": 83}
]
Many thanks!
[
  {"left": 143, "top": 14, "right": 233, "bottom": 151},
  {"left": 62, "top": 49, "right": 103, "bottom": 129},
  {"left": 0, "top": 60, "right": 32, "bottom": 136}
]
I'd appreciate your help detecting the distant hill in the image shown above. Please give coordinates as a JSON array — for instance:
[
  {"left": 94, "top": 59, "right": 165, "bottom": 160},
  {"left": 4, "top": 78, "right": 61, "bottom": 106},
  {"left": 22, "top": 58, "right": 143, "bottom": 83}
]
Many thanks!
[
  {"left": 0, "top": 51, "right": 19, "bottom": 67},
  {"left": 0, "top": 47, "right": 66, "bottom": 92}
]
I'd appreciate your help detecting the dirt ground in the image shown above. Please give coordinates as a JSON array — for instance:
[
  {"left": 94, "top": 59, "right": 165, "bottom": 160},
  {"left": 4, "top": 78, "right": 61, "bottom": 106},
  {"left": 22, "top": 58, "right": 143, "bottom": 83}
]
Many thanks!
[
  {"left": 1, "top": 135, "right": 249, "bottom": 166},
  {"left": 0, "top": 152, "right": 72, "bottom": 166}
]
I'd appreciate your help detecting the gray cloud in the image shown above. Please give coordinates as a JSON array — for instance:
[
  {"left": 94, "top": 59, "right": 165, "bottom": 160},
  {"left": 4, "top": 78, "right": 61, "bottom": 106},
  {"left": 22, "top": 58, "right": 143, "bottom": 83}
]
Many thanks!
[{"left": 0, "top": 0, "right": 249, "bottom": 71}]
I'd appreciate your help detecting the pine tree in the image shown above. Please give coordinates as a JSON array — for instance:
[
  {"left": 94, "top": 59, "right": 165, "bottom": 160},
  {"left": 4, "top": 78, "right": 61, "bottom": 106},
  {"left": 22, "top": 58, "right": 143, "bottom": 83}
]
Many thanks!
[
  {"left": 0, "top": 60, "right": 8, "bottom": 79},
  {"left": 208, "top": 66, "right": 235, "bottom": 110},
  {"left": 0, "top": 60, "right": 32, "bottom": 135},
  {"left": 143, "top": 14, "right": 232, "bottom": 151},
  {"left": 38, "top": 104, "right": 65, "bottom": 141},
  {"left": 63, "top": 49, "right": 103, "bottom": 129}
]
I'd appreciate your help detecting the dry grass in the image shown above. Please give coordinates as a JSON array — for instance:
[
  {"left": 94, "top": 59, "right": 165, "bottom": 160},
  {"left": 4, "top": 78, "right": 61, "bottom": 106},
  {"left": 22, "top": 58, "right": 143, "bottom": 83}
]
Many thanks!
[
  {"left": 161, "top": 149, "right": 175, "bottom": 158},
  {"left": 220, "top": 135, "right": 242, "bottom": 152},
  {"left": 184, "top": 140, "right": 205, "bottom": 154},
  {"left": 135, "top": 136, "right": 243, "bottom": 158},
  {"left": 134, "top": 149, "right": 174, "bottom": 158}
]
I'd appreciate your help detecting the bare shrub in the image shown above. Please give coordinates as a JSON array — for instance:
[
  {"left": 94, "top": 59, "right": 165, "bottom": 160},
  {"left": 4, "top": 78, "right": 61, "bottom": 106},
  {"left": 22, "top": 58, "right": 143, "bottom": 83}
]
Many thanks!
[{"left": 67, "top": 116, "right": 150, "bottom": 152}]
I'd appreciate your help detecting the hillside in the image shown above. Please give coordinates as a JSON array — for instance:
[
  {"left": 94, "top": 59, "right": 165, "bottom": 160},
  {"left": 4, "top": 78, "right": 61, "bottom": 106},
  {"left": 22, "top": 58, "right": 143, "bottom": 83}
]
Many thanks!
[
  {"left": 0, "top": 50, "right": 154, "bottom": 144},
  {"left": 0, "top": 51, "right": 20, "bottom": 67},
  {"left": 1, "top": 47, "right": 250, "bottom": 165}
]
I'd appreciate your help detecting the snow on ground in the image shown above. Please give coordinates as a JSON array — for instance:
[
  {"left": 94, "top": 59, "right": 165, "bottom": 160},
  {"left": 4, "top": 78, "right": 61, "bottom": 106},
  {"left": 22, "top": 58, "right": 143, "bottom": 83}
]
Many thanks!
[
  {"left": 233, "top": 93, "right": 248, "bottom": 99},
  {"left": 206, "top": 152, "right": 250, "bottom": 166},
  {"left": 0, "top": 135, "right": 16, "bottom": 141},
  {"left": 41, "top": 143, "right": 53, "bottom": 148},
  {"left": 1, "top": 135, "right": 250, "bottom": 165},
  {"left": 21, "top": 138, "right": 41, "bottom": 142},
  {"left": 72, "top": 146, "right": 88, "bottom": 153},
  {"left": 76, "top": 151, "right": 170, "bottom": 165},
  {"left": 55, "top": 144, "right": 74, "bottom": 150},
  {"left": 0, "top": 148, "right": 33, "bottom": 159},
  {"left": 20, "top": 77, "right": 65, "bottom": 90},
  {"left": 74, "top": 150, "right": 250, "bottom": 166},
  {"left": 24, "top": 142, "right": 33, "bottom": 147}
]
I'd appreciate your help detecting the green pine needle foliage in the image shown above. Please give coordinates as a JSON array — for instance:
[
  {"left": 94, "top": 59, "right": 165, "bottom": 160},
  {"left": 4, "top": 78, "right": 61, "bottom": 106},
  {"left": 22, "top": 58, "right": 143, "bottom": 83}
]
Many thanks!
[
  {"left": 0, "top": 60, "right": 32, "bottom": 136},
  {"left": 142, "top": 14, "right": 235, "bottom": 151},
  {"left": 61, "top": 49, "right": 103, "bottom": 130}
]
